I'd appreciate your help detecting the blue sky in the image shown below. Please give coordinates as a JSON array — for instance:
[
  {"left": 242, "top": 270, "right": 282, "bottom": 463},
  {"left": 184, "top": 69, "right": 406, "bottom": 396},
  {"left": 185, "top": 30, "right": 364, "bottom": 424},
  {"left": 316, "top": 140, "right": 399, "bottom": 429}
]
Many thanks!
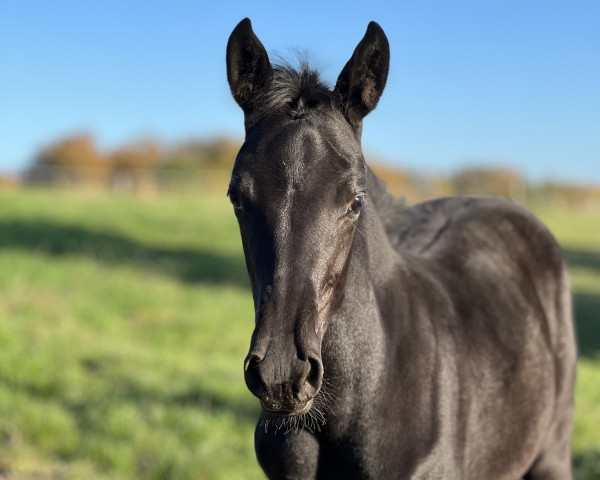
[{"left": 1, "top": 1, "right": 599, "bottom": 183}]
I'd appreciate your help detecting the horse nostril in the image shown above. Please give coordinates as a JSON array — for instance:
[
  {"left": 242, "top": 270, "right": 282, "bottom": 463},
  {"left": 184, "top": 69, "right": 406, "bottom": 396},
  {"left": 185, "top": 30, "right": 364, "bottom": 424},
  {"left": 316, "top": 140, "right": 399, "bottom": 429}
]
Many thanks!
[
  {"left": 244, "top": 353, "right": 265, "bottom": 399},
  {"left": 304, "top": 356, "right": 323, "bottom": 396},
  {"left": 244, "top": 353, "right": 262, "bottom": 373}
]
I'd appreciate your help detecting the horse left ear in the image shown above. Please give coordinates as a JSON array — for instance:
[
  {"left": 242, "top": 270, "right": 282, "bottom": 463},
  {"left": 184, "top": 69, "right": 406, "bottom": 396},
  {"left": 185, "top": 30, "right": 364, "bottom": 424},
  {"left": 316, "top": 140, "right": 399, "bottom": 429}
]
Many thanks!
[
  {"left": 334, "top": 22, "right": 390, "bottom": 135},
  {"left": 226, "top": 18, "right": 273, "bottom": 115}
]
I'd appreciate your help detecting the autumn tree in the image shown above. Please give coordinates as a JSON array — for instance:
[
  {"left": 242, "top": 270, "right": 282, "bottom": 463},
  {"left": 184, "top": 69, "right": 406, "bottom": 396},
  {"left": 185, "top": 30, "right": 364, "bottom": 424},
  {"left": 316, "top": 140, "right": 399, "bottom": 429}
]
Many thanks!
[{"left": 26, "top": 134, "right": 108, "bottom": 186}]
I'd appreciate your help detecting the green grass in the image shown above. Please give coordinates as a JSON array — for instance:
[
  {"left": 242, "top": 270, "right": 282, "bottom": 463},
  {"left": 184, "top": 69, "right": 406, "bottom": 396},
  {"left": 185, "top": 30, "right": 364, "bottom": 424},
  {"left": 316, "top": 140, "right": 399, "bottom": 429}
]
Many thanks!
[
  {"left": 0, "top": 189, "right": 262, "bottom": 480},
  {"left": 535, "top": 208, "right": 600, "bottom": 479},
  {"left": 0, "top": 189, "right": 598, "bottom": 479}
]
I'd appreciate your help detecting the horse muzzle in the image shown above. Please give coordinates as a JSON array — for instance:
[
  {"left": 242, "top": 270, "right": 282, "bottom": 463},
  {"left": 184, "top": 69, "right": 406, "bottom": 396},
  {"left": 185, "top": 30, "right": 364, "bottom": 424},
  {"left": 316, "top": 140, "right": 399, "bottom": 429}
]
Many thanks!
[
  {"left": 244, "top": 350, "right": 323, "bottom": 416},
  {"left": 261, "top": 397, "right": 315, "bottom": 417}
]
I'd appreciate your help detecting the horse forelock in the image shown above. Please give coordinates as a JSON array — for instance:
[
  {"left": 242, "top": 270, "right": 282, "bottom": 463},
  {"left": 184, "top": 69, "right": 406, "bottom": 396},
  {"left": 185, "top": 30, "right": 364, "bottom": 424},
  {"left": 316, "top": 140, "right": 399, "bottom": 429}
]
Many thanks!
[{"left": 252, "top": 62, "right": 339, "bottom": 122}]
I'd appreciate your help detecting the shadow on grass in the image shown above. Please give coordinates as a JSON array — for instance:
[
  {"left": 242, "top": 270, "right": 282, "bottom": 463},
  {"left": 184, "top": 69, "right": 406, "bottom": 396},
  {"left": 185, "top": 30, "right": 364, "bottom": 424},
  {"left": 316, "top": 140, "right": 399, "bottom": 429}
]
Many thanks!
[
  {"left": 574, "top": 449, "right": 600, "bottom": 480},
  {"left": 573, "top": 292, "right": 600, "bottom": 359},
  {"left": 563, "top": 248, "right": 600, "bottom": 273},
  {"left": 0, "top": 220, "right": 250, "bottom": 289},
  {"left": 2, "top": 221, "right": 597, "bottom": 355},
  {"left": 562, "top": 247, "right": 600, "bottom": 359}
]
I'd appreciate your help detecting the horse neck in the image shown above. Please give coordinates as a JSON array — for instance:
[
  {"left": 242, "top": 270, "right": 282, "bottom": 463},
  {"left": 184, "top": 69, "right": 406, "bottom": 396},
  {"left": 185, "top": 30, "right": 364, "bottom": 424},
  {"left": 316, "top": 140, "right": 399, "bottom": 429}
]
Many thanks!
[
  {"left": 328, "top": 164, "right": 408, "bottom": 323},
  {"left": 355, "top": 167, "right": 407, "bottom": 288},
  {"left": 322, "top": 180, "right": 406, "bottom": 392}
]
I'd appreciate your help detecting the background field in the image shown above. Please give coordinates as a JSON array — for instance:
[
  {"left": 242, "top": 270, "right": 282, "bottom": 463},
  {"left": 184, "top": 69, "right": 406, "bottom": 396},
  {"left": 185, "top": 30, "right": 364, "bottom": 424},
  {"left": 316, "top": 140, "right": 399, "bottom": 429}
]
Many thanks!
[{"left": 0, "top": 188, "right": 598, "bottom": 479}]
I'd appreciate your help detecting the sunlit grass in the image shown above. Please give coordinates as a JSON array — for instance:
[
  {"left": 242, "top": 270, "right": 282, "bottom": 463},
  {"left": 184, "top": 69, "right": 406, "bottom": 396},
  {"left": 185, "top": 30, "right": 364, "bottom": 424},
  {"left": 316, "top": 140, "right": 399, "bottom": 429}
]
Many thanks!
[
  {"left": 0, "top": 252, "right": 262, "bottom": 479},
  {"left": 536, "top": 207, "right": 600, "bottom": 479},
  {"left": 0, "top": 189, "right": 598, "bottom": 479},
  {"left": 0, "top": 188, "right": 262, "bottom": 480}
]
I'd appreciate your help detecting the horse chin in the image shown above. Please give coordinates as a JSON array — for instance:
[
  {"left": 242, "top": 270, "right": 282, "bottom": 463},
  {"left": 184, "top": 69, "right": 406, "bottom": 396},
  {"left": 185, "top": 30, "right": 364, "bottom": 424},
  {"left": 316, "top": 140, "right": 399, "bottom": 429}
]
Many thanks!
[{"left": 261, "top": 398, "right": 314, "bottom": 417}]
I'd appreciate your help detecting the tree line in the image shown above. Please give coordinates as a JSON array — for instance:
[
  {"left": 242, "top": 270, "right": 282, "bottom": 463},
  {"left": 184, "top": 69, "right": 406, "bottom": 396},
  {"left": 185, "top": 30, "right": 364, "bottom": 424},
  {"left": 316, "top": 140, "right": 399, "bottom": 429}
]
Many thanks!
[
  {"left": 21, "top": 133, "right": 600, "bottom": 207},
  {"left": 24, "top": 134, "right": 239, "bottom": 194}
]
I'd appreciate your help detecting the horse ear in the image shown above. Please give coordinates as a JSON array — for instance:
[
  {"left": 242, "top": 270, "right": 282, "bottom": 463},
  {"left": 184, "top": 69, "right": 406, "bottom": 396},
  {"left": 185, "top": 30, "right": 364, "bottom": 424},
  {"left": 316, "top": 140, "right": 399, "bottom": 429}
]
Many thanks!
[
  {"left": 226, "top": 18, "right": 273, "bottom": 114},
  {"left": 334, "top": 22, "right": 389, "bottom": 134}
]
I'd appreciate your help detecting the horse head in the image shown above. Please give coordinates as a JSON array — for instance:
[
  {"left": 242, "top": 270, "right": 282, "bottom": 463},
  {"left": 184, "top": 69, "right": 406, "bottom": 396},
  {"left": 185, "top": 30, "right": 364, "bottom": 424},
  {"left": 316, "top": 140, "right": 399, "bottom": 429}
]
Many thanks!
[{"left": 226, "top": 18, "right": 389, "bottom": 417}]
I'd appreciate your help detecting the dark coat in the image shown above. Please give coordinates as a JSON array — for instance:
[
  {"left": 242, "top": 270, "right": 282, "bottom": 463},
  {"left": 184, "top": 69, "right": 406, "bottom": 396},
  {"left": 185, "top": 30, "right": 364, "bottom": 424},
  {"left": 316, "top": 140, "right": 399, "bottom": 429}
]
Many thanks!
[{"left": 226, "top": 18, "right": 577, "bottom": 480}]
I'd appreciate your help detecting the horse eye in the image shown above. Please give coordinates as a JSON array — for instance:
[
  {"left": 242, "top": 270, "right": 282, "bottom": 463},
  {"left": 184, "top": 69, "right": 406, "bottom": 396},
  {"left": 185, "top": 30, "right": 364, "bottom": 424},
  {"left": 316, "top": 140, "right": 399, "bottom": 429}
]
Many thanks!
[
  {"left": 228, "top": 192, "right": 243, "bottom": 215},
  {"left": 232, "top": 203, "right": 243, "bottom": 215},
  {"left": 347, "top": 194, "right": 365, "bottom": 215}
]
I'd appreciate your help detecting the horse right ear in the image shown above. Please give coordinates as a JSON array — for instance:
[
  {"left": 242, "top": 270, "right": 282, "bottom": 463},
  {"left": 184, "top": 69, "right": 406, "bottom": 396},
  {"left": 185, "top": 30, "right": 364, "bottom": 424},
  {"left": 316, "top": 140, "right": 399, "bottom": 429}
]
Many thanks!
[
  {"left": 334, "top": 22, "right": 389, "bottom": 135},
  {"left": 226, "top": 18, "right": 273, "bottom": 115}
]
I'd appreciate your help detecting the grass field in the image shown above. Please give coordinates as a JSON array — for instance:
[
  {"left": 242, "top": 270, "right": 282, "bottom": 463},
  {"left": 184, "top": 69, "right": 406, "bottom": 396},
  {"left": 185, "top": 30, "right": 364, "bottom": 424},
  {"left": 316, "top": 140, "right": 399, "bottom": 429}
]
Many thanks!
[{"left": 0, "top": 188, "right": 598, "bottom": 480}]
